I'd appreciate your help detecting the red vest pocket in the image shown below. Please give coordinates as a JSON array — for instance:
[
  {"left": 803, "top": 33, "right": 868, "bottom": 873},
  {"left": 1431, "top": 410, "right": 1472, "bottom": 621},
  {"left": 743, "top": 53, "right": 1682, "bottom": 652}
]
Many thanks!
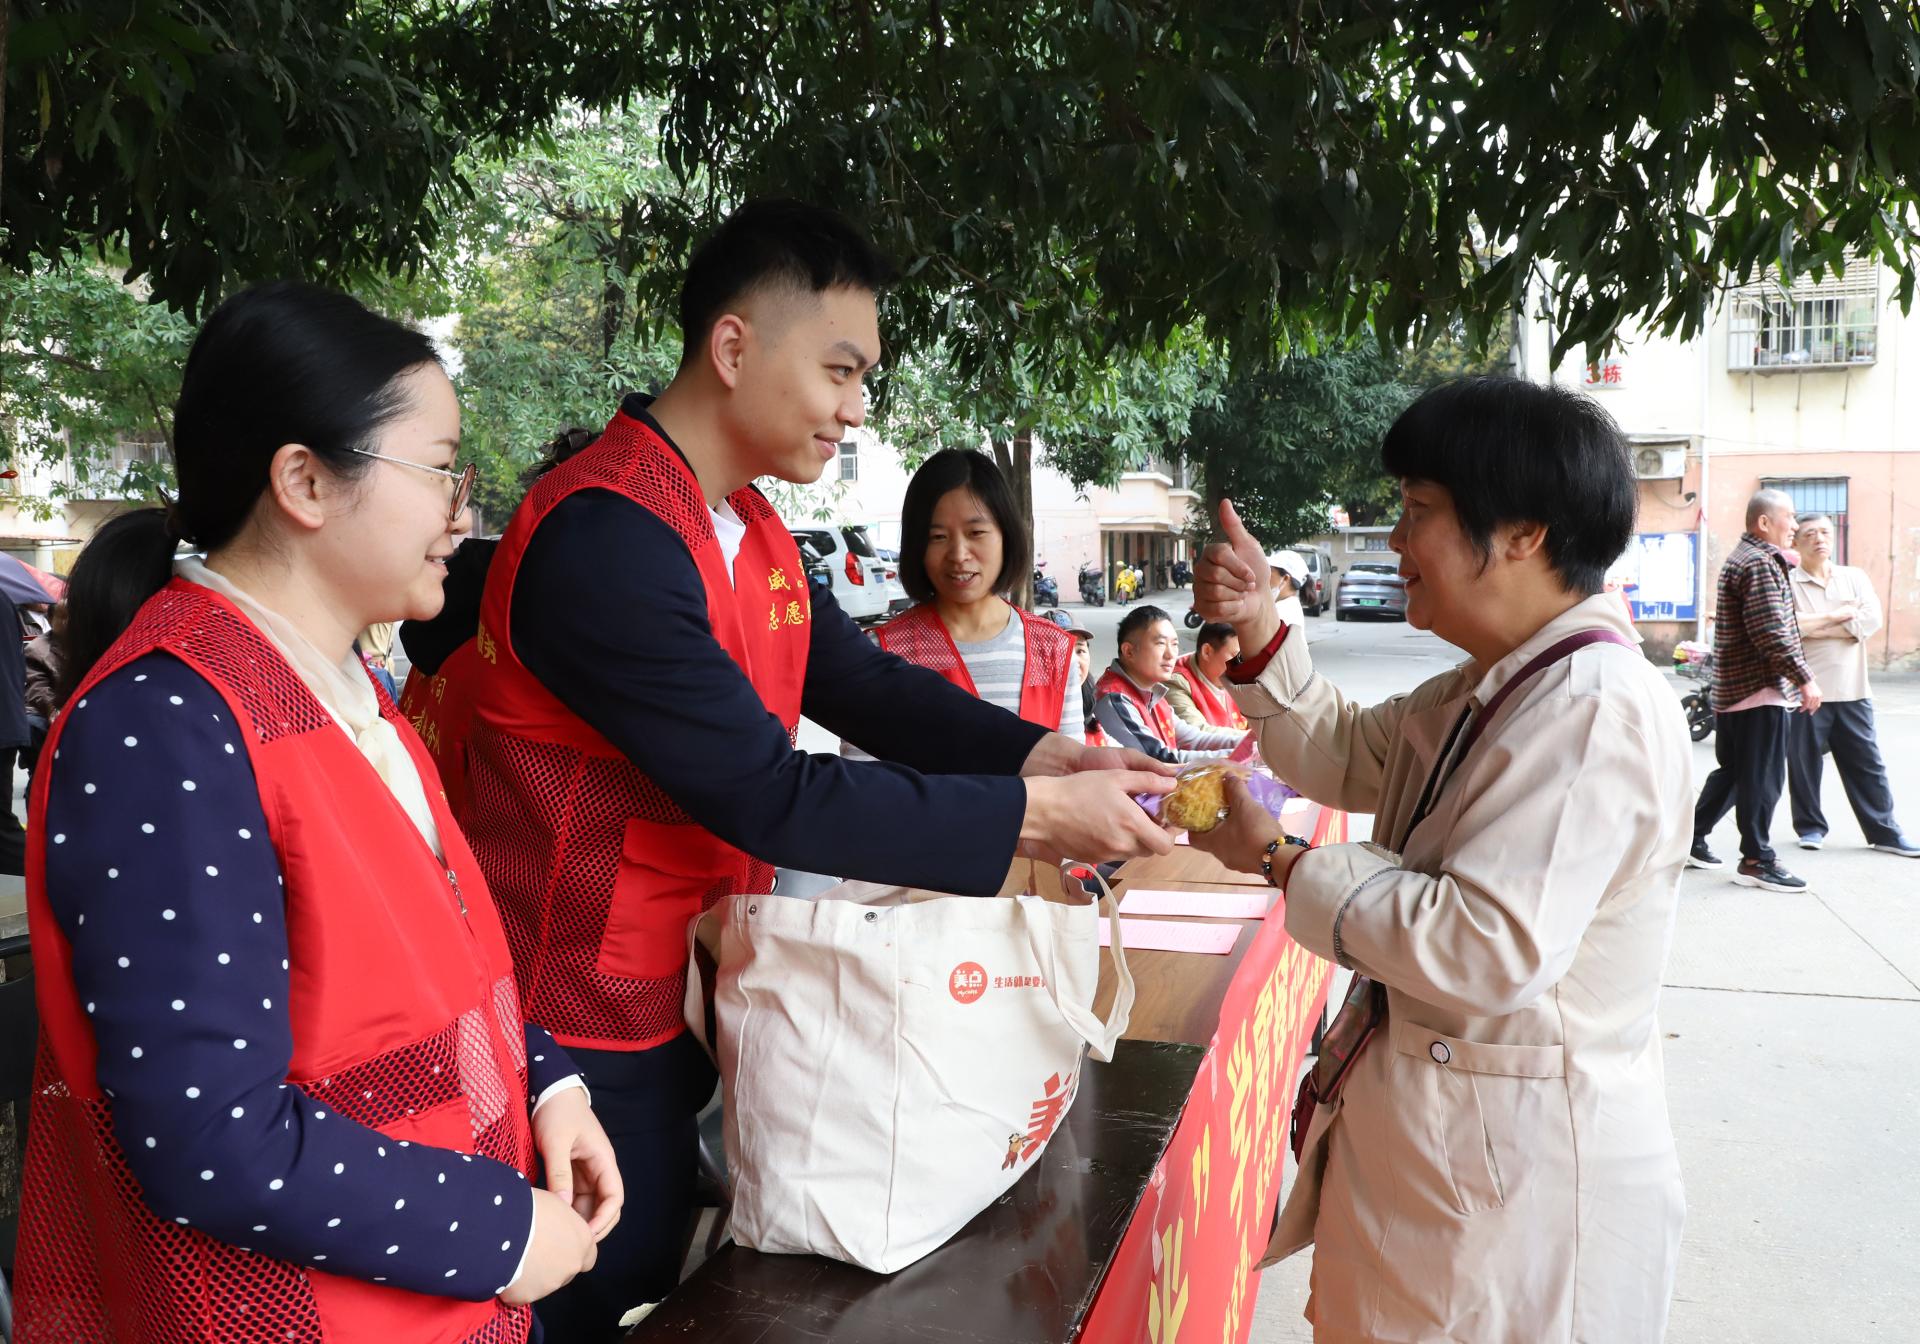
[{"left": 596, "top": 815, "right": 743, "bottom": 981}]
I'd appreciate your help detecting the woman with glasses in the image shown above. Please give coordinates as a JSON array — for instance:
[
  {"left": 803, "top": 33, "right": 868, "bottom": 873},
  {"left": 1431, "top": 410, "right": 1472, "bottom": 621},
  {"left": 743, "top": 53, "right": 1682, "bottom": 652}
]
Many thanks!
[{"left": 17, "top": 282, "right": 619, "bottom": 1343}]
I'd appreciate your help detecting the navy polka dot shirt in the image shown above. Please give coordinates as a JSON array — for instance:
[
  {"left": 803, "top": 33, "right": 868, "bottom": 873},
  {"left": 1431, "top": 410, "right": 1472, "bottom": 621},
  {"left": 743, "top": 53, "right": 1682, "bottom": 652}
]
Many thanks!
[{"left": 44, "top": 652, "right": 579, "bottom": 1299}]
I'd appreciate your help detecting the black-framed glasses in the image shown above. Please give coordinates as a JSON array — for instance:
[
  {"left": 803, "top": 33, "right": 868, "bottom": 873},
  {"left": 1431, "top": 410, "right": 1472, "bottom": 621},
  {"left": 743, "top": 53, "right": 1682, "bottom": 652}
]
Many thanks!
[{"left": 351, "top": 449, "right": 475, "bottom": 523}]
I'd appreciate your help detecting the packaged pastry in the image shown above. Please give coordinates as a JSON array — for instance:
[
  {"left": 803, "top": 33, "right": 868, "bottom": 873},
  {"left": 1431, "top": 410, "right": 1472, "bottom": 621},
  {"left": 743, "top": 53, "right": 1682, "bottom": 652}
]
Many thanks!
[{"left": 1139, "top": 763, "right": 1297, "bottom": 834}]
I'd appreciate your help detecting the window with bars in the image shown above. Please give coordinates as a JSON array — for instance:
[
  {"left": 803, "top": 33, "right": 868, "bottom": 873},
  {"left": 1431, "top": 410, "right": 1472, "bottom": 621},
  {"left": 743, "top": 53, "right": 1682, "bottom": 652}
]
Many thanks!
[
  {"left": 837, "top": 440, "right": 859, "bottom": 482},
  {"left": 1763, "top": 476, "right": 1850, "bottom": 564},
  {"left": 1727, "top": 257, "right": 1879, "bottom": 372}
]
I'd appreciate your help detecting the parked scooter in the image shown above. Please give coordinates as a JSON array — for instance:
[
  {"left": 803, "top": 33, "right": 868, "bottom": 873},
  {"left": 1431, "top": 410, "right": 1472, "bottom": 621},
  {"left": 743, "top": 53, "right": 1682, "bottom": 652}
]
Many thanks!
[
  {"left": 1032, "top": 565, "right": 1060, "bottom": 608},
  {"left": 1077, "top": 562, "right": 1106, "bottom": 606},
  {"left": 1673, "top": 640, "right": 1715, "bottom": 742}
]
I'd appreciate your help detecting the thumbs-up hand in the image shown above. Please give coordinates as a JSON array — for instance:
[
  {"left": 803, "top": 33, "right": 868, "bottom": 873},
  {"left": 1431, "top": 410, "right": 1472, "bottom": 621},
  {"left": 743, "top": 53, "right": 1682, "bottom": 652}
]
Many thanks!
[{"left": 1194, "top": 500, "right": 1281, "bottom": 654}]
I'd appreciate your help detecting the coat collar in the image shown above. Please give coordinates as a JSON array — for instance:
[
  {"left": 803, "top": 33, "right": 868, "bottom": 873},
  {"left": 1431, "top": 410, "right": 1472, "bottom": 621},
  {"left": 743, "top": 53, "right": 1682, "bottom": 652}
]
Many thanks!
[
  {"left": 1462, "top": 592, "right": 1639, "bottom": 711},
  {"left": 1104, "top": 660, "right": 1168, "bottom": 706}
]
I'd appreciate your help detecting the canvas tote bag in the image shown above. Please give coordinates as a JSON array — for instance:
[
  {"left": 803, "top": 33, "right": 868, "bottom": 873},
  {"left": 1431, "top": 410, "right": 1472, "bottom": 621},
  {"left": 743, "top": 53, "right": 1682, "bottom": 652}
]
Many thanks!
[{"left": 684, "top": 864, "right": 1134, "bottom": 1273}]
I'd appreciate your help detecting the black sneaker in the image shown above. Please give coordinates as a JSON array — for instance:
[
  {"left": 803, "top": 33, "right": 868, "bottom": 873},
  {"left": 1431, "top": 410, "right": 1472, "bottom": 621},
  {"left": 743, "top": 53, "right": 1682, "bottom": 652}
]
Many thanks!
[
  {"left": 1687, "top": 838, "right": 1724, "bottom": 870},
  {"left": 1734, "top": 859, "right": 1809, "bottom": 893}
]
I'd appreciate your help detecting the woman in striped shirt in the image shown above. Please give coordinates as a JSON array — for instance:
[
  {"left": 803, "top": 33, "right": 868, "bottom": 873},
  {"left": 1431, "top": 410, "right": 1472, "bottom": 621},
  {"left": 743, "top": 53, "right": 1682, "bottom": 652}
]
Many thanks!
[{"left": 844, "top": 451, "right": 1079, "bottom": 759}]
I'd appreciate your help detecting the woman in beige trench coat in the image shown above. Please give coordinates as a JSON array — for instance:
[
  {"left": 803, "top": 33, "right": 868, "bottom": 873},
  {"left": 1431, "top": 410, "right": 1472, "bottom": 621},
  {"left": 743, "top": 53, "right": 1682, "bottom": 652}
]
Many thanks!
[{"left": 1192, "top": 379, "right": 1689, "bottom": 1343}]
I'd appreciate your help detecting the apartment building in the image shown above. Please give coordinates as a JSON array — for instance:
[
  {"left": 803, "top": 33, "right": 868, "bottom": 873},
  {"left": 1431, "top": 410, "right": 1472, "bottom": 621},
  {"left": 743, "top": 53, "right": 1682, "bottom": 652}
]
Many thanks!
[{"left": 1520, "top": 253, "right": 1919, "bottom": 667}]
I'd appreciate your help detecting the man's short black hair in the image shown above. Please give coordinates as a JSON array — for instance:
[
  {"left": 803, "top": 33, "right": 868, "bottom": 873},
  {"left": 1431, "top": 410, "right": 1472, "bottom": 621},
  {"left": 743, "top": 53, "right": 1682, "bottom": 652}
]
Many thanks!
[
  {"left": 679, "top": 199, "right": 898, "bottom": 367},
  {"left": 1380, "top": 377, "right": 1636, "bottom": 596},
  {"left": 1196, "top": 620, "right": 1236, "bottom": 652},
  {"left": 896, "top": 449, "right": 1031, "bottom": 604},
  {"left": 1118, "top": 605, "right": 1173, "bottom": 649}
]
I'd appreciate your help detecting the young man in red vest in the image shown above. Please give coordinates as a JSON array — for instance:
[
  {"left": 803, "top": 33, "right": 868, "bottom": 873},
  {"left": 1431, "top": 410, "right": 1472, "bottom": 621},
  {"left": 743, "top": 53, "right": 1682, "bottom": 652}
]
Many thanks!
[
  {"left": 1093, "top": 606, "right": 1244, "bottom": 764},
  {"left": 453, "top": 200, "right": 1173, "bottom": 1339},
  {"left": 1167, "top": 620, "right": 1249, "bottom": 731}
]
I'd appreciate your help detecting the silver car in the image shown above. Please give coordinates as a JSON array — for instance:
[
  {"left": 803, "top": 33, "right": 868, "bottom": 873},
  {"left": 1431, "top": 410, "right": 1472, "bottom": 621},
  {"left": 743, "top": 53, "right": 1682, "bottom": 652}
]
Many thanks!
[{"left": 1333, "top": 562, "right": 1407, "bottom": 620}]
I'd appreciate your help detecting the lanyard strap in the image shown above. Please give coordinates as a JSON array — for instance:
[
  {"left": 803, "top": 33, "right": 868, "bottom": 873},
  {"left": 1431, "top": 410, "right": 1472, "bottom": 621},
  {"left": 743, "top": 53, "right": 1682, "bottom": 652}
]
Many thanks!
[{"left": 1398, "top": 629, "right": 1636, "bottom": 849}]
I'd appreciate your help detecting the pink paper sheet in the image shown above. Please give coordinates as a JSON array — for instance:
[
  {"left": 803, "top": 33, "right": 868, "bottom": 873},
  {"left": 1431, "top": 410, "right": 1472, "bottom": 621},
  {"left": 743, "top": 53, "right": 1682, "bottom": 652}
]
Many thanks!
[
  {"left": 1120, "top": 887, "right": 1273, "bottom": 920},
  {"left": 1099, "top": 917, "right": 1242, "bottom": 955}
]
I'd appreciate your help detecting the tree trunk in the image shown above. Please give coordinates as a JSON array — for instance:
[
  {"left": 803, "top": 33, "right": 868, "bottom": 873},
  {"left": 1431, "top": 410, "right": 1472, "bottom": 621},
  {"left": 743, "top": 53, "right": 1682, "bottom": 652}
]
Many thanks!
[
  {"left": 598, "top": 199, "right": 641, "bottom": 359},
  {"left": 0, "top": 0, "right": 10, "bottom": 212},
  {"left": 1201, "top": 446, "right": 1227, "bottom": 537},
  {"left": 993, "top": 431, "right": 1036, "bottom": 608}
]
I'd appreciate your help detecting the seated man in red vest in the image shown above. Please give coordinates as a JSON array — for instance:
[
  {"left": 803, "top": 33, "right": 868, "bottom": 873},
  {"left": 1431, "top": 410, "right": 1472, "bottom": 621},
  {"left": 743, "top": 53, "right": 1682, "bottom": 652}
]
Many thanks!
[
  {"left": 448, "top": 200, "right": 1175, "bottom": 1340},
  {"left": 1094, "top": 606, "right": 1245, "bottom": 764},
  {"left": 1166, "top": 620, "right": 1248, "bottom": 732}
]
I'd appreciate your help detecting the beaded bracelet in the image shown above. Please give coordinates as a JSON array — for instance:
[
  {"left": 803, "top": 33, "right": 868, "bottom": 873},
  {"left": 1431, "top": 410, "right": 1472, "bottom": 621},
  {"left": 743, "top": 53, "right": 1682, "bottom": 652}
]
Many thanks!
[{"left": 1260, "top": 833, "right": 1312, "bottom": 887}]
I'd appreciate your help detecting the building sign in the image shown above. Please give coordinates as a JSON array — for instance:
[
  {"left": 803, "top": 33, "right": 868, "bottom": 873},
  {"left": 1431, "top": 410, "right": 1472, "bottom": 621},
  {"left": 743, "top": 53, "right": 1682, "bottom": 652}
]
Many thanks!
[{"left": 1583, "top": 354, "right": 1627, "bottom": 388}]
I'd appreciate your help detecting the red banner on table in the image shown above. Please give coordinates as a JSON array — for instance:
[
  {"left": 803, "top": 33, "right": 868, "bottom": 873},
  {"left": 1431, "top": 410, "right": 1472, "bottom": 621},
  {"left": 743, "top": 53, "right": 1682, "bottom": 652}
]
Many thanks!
[{"left": 1080, "top": 806, "right": 1343, "bottom": 1344}]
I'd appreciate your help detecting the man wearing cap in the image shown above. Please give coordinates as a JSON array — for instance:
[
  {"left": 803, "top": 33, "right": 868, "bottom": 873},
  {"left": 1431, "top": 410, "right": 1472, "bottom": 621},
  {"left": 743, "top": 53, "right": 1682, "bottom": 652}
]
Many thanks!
[{"left": 1269, "top": 549, "right": 1309, "bottom": 626}]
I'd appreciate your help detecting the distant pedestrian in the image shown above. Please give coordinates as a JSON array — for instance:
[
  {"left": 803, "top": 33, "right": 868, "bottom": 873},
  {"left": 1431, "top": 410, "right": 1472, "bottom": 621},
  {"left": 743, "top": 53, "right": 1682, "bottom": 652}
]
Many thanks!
[
  {"left": 1690, "top": 488, "right": 1824, "bottom": 890},
  {"left": 22, "top": 597, "right": 66, "bottom": 780},
  {"left": 24, "top": 598, "right": 66, "bottom": 723},
  {"left": 1785, "top": 514, "right": 1916, "bottom": 857},
  {"left": 1267, "top": 549, "right": 1309, "bottom": 627}
]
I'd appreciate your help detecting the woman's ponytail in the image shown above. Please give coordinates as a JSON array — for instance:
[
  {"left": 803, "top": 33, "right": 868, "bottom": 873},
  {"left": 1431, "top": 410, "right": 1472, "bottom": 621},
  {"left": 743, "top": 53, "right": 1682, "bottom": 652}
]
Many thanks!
[{"left": 59, "top": 508, "right": 179, "bottom": 702}]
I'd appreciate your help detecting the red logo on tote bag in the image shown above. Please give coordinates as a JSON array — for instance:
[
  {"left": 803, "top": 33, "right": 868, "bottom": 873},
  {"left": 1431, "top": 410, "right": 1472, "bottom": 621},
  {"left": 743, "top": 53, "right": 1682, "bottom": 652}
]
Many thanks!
[{"left": 950, "top": 962, "right": 987, "bottom": 1003}]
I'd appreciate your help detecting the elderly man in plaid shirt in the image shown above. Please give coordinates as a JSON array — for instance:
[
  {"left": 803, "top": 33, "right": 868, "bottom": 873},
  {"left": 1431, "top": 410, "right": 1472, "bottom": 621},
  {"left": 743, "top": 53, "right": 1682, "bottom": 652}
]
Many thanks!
[{"left": 1690, "top": 488, "right": 1826, "bottom": 891}]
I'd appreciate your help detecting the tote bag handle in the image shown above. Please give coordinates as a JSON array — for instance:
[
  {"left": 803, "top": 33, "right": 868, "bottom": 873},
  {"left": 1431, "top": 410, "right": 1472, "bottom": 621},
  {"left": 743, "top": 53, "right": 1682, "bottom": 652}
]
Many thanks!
[{"left": 1020, "top": 863, "right": 1134, "bottom": 1062}]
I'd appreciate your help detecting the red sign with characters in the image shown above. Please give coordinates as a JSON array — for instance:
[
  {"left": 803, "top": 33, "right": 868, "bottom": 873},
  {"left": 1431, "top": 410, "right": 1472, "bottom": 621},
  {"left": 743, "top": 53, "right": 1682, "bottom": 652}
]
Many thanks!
[{"left": 1080, "top": 807, "right": 1343, "bottom": 1344}]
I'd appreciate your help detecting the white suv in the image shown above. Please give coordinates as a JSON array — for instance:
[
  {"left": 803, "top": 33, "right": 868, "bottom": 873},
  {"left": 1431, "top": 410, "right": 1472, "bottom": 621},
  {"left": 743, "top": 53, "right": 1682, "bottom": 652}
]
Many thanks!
[{"left": 789, "top": 525, "right": 901, "bottom": 624}]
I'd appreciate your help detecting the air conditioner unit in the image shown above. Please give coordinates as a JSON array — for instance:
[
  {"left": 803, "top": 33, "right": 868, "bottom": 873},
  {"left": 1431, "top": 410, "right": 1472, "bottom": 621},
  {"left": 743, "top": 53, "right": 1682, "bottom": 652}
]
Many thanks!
[{"left": 1632, "top": 445, "right": 1686, "bottom": 480}]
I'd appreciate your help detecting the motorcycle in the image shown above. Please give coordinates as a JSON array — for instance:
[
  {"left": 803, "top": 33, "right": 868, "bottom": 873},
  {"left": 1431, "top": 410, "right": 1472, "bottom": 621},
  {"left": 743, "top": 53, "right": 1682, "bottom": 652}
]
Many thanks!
[
  {"left": 1077, "top": 563, "right": 1106, "bottom": 606},
  {"left": 1032, "top": 565, "right": 1060, "bottom": 609},
  {"left": 1673, "top": 640, "right": 1715, "bottom": 742}
]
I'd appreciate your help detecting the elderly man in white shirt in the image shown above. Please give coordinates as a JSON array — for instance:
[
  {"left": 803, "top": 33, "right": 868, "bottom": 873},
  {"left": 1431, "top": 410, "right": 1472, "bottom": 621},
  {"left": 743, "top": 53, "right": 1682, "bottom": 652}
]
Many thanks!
[{"left": 1786, "top": 514, "right": 1917, "bottom": 857}]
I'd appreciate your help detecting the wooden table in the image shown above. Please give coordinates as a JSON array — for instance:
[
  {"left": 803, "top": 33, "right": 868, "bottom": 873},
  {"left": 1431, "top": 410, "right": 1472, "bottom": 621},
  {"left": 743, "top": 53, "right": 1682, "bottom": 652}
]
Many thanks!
[
  {"left": 629, "top": 1039, "right": 1205, "bottom": 1344},
  {"left": 1072, "top": 800, "right": 1341, "bottom": 1344}
]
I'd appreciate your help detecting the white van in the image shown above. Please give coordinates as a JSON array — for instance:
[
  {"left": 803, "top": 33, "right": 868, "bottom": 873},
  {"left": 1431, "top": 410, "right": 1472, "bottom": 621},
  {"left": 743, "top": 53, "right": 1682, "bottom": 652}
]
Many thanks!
[{"left": 788, "top": 524, "right": 903, "bottom": 624}]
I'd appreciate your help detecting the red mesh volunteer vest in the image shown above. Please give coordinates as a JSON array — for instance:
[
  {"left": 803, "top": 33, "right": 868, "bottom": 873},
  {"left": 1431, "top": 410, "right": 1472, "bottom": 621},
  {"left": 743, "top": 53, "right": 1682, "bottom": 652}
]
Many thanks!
[
  {"left": 1095, "top": 666, "right": 1182, "bottom": 753},
  {"left": 398, "top": 641, "right": 483, "bottom": 821},
  {"left": 873, "top": 602, "right": 1070, "bottom": 732},
  {"left": 462, "top": 410, "right": 809, "bottom": 1051},
  {"left": 17, "top": 582, "right": 535, "bottom": 1344},
  {"left": 1172, "top": 654, "right": 1247, "bottom": 730}
]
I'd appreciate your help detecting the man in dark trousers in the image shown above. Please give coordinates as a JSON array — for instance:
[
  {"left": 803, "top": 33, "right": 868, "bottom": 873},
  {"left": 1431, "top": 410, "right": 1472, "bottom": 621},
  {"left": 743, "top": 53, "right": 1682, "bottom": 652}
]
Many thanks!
[
  {"left": 1785, "top": 513, "right": 1917, "bottom": 857},
  {"left": 448, "top": 200, "right": 1173, "bottom": 1339},
  {"left": 1690, "top": 488, "right": 1824, "bottom": 891}
]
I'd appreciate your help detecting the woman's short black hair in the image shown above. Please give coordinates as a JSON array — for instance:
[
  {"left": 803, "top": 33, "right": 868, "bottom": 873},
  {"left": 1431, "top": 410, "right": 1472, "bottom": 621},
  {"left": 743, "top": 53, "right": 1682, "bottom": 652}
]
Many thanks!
[
  {"left": 1380, "top": 377, "right": 1636, "bottom": 596},
  {"left": 679, "top": 199, "right": 897, "bottom": 367},
  {"left": 896, "top": 449, "right": 1032, "bottom": 604}
]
